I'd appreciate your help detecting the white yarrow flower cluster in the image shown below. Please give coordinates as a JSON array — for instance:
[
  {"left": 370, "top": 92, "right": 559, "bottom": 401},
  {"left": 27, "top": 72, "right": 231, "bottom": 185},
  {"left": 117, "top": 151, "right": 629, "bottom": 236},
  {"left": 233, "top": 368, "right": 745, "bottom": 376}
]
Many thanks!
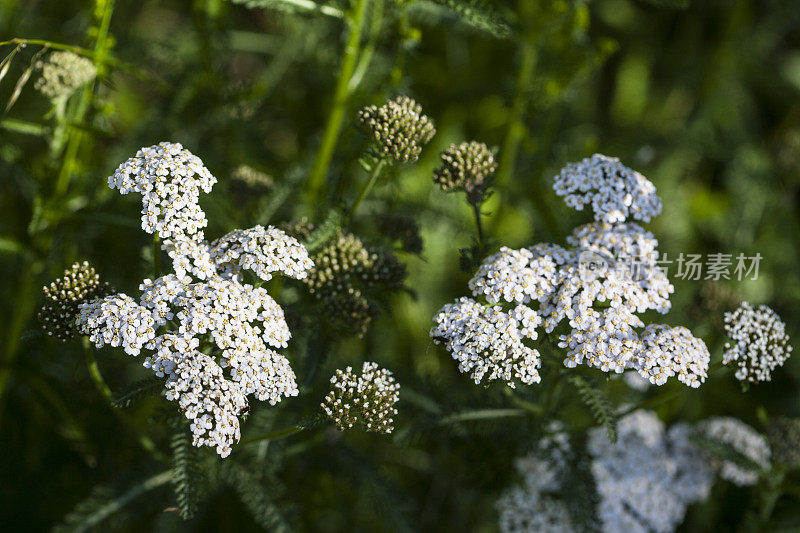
[
  {"left": 76, "top": 143, "right": 314, "bottom": 457},
  {"left": 637, "top": 324, "right": 710, "bottom": 388},
  {"left": 431, "top": 297, "right": 542, "bottom": 388},
  {"left": 77, "top": 294, "right": 156, "bottom": 356},
  {"left": 210, "top": 225, "right": 314, "bottom": 282},
  {"left": 588, "top": 410, "right": 713, "bottom": 533},
  {"left": 497, "top": 432, "right": 577, "bottom": 533},
  {"left": 431, "top": 155, "right": 708, "bottom": 389},
  {"left": 322, "top": 362, "right": 400, "bottom": 434},
  {"left": 553, "top": 153, "right": 662, "bottom": 223},
  {"left": 723, "top": 302, "right": 792, "bottom": 383},
  {"left": 34, "top": 51, "right": 97, "bottom": 99},
  {"left": 700, "top": 417, "right": 770, "bottom": 486}
]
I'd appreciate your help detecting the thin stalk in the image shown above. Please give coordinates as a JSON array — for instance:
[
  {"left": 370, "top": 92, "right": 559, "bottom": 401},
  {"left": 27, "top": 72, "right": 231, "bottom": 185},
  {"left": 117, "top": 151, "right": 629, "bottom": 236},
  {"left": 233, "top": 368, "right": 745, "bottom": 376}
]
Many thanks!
[
  {"left": 82, "top": 339, "right": 166, "bottom": 461},
  {"left": 305, "top": 0, "right": 370, "bottom": 204},
  {"left": 0, "top": 261, "right": 41, "bottom": 409},
  {"left": 439, "top": 408, "right": 527, "bottom": 425},
  {"left": 242, "top": 424, "right": 304, "bottom": 445},
  {"left": 472, "top": 202, "right": 484, "bottom": 249},
  {"left": 346, "top": 158, "right": 386, "bottom": 221},
  {"left": 83, "top": 337, "right": 113, "bottom": 402},
  {"left": 54, "top": 0, "right": 115, "bottom": 196},
  {"left": 495, "top": 40, "right": 536, "bottom": 187},
  {"left": 152, "top": 234, "right": 161, "bottom": 278}
]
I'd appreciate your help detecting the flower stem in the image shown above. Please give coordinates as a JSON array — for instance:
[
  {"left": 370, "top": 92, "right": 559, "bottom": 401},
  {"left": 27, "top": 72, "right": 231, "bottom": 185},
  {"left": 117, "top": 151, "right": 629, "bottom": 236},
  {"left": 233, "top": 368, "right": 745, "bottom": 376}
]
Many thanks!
[
  {"left": 83, "top": 337, "right": 113, "bottom": 402},
  {"left": 347, "top": 158, "right": 386, "bottom": 221},
  {"left": 54, "top": 0, "right": 115, "bottom": 196},
  {"left": 472, "top": 202, "right": 485, "bottom": 250},
  {"left": 305, "top": 0, "right": 370, "bottom": 205},
  {"left": 242, "top": 424, "right": 305, "bottom": 445},
  {"left": 496, "top": 40, "right": 537, "bottom": 188}
]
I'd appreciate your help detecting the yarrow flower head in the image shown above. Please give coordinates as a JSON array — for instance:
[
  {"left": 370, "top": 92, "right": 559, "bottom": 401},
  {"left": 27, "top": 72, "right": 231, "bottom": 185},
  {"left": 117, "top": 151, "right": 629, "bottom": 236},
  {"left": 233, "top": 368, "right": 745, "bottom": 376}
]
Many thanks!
[
  {"left": 74, "top": 144, "right": 315, "bottom": 457},
  {"left": 322, "top": 362, "right": 400, "bottom": 434},
  {"left": 723, "top": 302, "right": 792, "bottom": 383},
  {"left": 34, "top": 51, "right": 96, "bottom": 99},
  {"left": 38, "top": 261, "right": 113, "bottom": 341},
  {"left": 553, "top": 154, "right": 662, "bottom": 223},
  {"left": 210, "top": 225, "right": 314, "bottom": 282},
  {"left": 431, "top": 297, "right": 542, "bottom": 388},
  {"left": 588, "top": 410, "right": 713, "bottom": 533},
  {"left": 301, "top": 229, "right": 406, "bottom": 337},
  {"left": 636, "top": 324, "right": 710, "bottom": 388},
  {"left": 699, "top": 417, "right": 770, "bottom": 487},
  {"left": 430, "top": 154, "right": 709, "bottom": 390},
  {"left": 433, "top": 141, "right": 497, "bottom": 205},
  {"left": 358, "top": 96, "right": 435, "bottom": 163},
  {"left": 108, "top": 142, "right": 217, "bottom": 242}
]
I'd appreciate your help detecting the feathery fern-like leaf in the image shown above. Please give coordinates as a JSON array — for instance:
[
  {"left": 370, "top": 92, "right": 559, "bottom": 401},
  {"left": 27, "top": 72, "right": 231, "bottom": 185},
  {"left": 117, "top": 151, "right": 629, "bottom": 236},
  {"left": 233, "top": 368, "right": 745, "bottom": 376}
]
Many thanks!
[
  {"left": 569, "top": 376, "right": 618, "bottom": 443},
  {"left": 170, "top": 428, "right": 200, "bottom": 520},
  {"left": 112, "top": 376, "right": 163, "bottom": 408},
  {"left": 55, "top": 471, "right": 172, "bottom": 533}
]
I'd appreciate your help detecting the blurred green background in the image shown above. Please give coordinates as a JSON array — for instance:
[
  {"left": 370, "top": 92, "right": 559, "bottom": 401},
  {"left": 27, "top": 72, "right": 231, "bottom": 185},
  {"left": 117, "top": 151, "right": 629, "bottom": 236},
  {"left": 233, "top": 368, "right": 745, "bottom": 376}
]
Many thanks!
[{"left": 1, "top": 0, "right": 799, "bottom": 530}]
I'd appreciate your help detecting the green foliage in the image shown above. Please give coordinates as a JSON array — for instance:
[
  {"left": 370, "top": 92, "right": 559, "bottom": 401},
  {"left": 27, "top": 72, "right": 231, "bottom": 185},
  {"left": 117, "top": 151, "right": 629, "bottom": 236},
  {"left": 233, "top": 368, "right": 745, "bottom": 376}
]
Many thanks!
[
  {"left": 217, "top": 463, "right": 292, "bottom": 532},
  {"left": 569, "top": 376, "right": 618, "bottom": 443},
  {"left": 227, "top": 0, "right": 344, "bottom": 18},
  {"left": 413, "top": 0, "right": 511, "bottom": 38},
  {"left": 112, "top": 377, "right": 163, "bottom": 409},
  {"left": 170, "top": 427, "right": 200, "bottom": 520}
]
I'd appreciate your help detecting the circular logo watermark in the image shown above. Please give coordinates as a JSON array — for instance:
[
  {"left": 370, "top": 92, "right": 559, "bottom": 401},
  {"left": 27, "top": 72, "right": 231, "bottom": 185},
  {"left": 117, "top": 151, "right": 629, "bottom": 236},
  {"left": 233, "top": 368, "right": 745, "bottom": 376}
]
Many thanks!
[{"left": 578, "top": 250, "right": 611, "bottom": 282}]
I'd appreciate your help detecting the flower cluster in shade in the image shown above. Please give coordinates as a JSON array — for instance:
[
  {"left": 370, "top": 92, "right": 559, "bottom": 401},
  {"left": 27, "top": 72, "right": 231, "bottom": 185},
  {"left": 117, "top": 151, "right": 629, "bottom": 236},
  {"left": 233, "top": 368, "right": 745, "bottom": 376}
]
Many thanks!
[
  {"left": 284, "top": 223, "right": 407, "bottom": 337},
  {"left": 38, "top": 261, "right": 113, "bottom": 341},
  {"left": 358, "top": 96, "right": 435, "bottom": 163},
  {"left": 433, "top": 141, "right": 497, "bottom": 205},
  {"left": 723, "top": 302, "right": 792, "bottom": 383},
  {"left": 497, "top": 430, "right": 588, "bottom": 532},
  {"left": 498, "top": 411, "right": 772, "bottom": 533},
  {"left": 587, "top": 411, "right": 713, "bottom": 533},
  {"left": 699, "top": 416, "right": 770, "bottom": 486},
  {"left": 34, "top": 51, "right": 97, "bottom": 99},
  {"left": 76, "top": 142, "right": 314, "bottom": 457},
  {"left": 431, "top": 155, "right": 710, "bottom": 389},
  {"left": 321, "top": 362, "right": 400, "bottom": 434}
]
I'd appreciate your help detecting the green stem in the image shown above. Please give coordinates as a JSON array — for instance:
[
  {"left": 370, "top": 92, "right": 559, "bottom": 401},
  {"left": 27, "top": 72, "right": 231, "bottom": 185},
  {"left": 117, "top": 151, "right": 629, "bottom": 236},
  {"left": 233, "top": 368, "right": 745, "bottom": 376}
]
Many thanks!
[
  {"left": 439, "top": 408, "right": 527, "bottom": 425},
  {"left": 54, "top": 0, "right": 115, "bottom": 196},
  {"left": 83, "top": 337, "right": 113, "bottom": 402},
  {"left": 242, "top": 424, "right": 304, "bottom": 445},
  {"left": 496, "top": 40, "right": 537, "bottom": 188},
  {"left": 503, "top": 387, "right": 544, "bottom": 416},
  {"left": 305, "top": 0, "right": 370, "bottom": 204},
  {"left": 472, "top": 202, "right": 485, "bottom": 249},
  {"left": 0, "top": 261, "right": 41, "bottom": 410},
  {"left": 346, "top": 158, "right": 386, "bottom": 221},
  {"left": 82, "top": 338, "right": 166, "bottom": 461},
  {"left": 152, "top": 234, "right": 161, "bottom": 278}
]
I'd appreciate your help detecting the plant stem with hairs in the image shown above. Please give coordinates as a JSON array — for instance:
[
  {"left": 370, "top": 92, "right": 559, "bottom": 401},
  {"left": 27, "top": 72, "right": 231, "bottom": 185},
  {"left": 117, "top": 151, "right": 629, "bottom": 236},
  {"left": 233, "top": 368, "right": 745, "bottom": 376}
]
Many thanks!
[{"left": 306, "top": 0, "right": 370, "bottom": 205}]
